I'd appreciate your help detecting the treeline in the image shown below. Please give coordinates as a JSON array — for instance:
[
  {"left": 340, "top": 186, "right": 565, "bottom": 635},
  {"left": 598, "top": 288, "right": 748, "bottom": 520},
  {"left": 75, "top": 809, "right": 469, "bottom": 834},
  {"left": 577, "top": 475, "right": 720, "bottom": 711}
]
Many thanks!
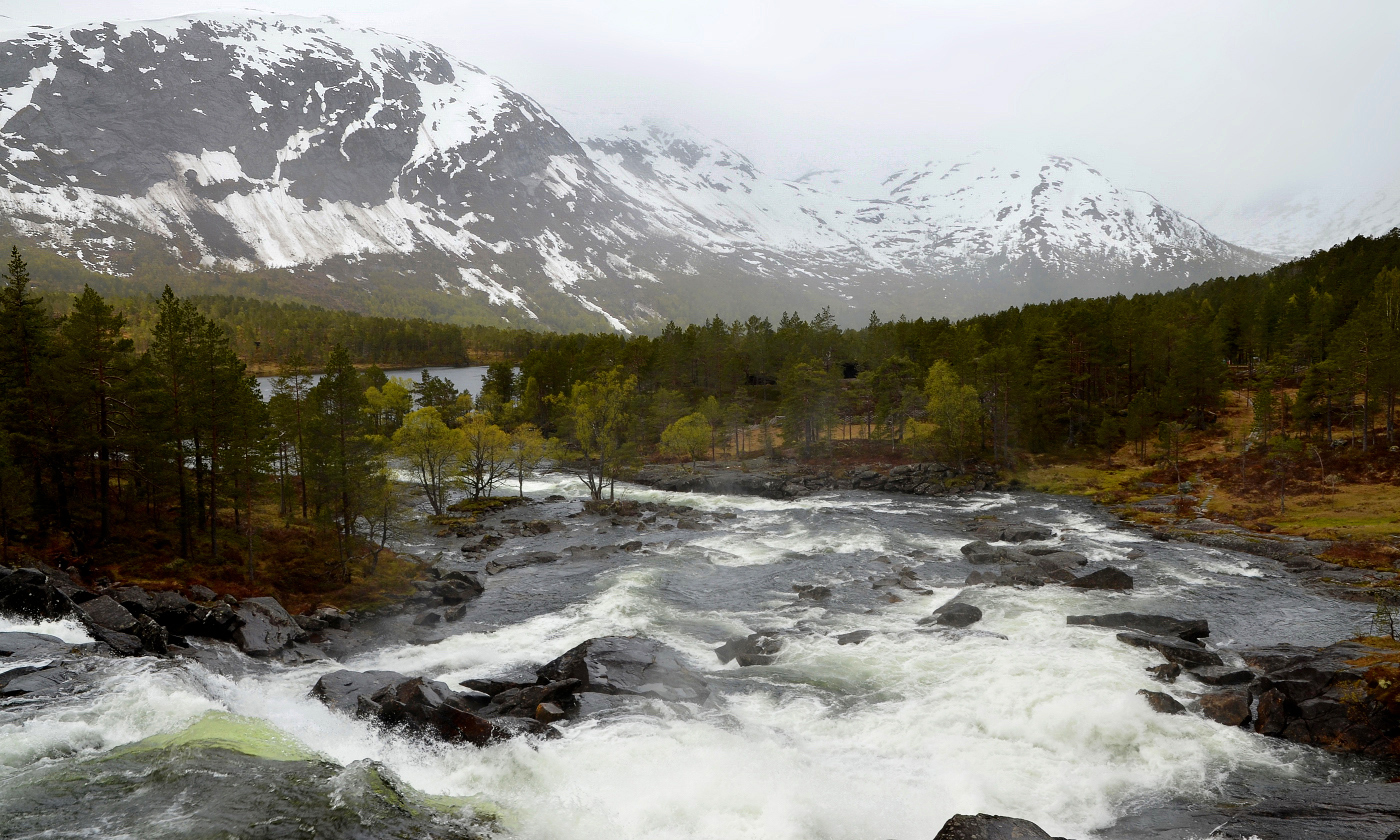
[
  {"left": 496, "top": 228, "right": 1400, "bottom": 473},
  {"left": 0, "top": 246, "right": 561, "bottom": 581},
  {"left": 6, "top": 228, "right": 1400, "bottom": 573}
]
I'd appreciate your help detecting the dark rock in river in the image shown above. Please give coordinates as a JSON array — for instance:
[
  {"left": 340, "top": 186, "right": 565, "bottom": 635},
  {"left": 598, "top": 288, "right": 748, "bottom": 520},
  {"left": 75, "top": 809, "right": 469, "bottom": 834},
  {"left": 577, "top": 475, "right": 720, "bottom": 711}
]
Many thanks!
[
  {"left": 133, "top": 615, "right": 169, "bottom": 654},
  {"left": 231, "top": 597, "right": 305, "bottom": 656},
  {"left": 1068, "top": 567, "right": 1133, "bottom": 591},
  {"left": 314, "top": 669, "right": 415, "bottom": 714},
  {"left": 793, "top": 584, "right": 832, "bottom": 601},
  {"left": 0, "top": 665, "right": 71, "bottom": 698},
  {"left": 715, "top": 633, "right": 783, "bottom": 666},
  {"left": 538, "top": 636, "right": 710, "bottom": 702},
  {"left": 148, "top": 590, "right": 197, "bottom": 633},
  {"left": 1189, "top": 665, "right": 1255, "bottom": 686},
  {"left": 932, "top": 812, "right": 1059, "bottom": 839},
  {"left": 1147, "top": 663, "right": 1181, "bottom": 683},
  {"left": 1199, "top": 690, "right": 1251, "bottom": 726},
  {"left": 1138, "top": 689, "right": 1186, "bottom": 714},
  {"left": 960, "top": 541, "right": 1034, "bottom": 565},
  {"left": 0, "top": 568, "right": 74, "bottom": 619},
  {"left": 111, "top": 586, "right": 155, "bottom": 617},
  {"left": 485, "top": 551, "right": 559, "bottom": 575},
  {"left": 1066, "top": 613, "right": 1208, "bottom": 642},
  {"left": 836, "top": 630, "right": 875, "bottom": 645},
  {"left": 0, "top": 630, "right": 80, "bottom": 660},
  {"left": 312, "top": 669, "right": 547, "bottom": 745},
  {"left": 922, "top": 602, "right": 983, "bottom": 629},
  {"left": 78, "top": 595, "right": 138, "bottom": 634},
  {"left": 969, "top": 522, "right": 1055, "bottom": 543},
  {"left": 1116, "top": 631, "right": 1224, "bottom": 668}
]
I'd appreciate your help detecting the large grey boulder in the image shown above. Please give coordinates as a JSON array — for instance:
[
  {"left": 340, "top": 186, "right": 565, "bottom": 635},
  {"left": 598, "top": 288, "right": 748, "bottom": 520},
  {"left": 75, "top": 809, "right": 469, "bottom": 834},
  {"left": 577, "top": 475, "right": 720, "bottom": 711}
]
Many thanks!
[
  {"left": 312, "top": 669, "right": 549, "bottom": 746},
  {"left": 960, "top": 541, "right": 1034, "bottom": 565},
  {"left": 921, "top": 602, "right": 983, "bottom": 629},
  {"left": 0, "top": 568, "right": 74, "bottom": 619},
  {"left": 1068, "top": 567, "right": 1133, "bottom": 590},
  {"left": 0, "top": 631, "right": 78, "bottom": 660},
  {"left": 537, "top": 636, "right": 710, "bottom": 703},
  {"left": 933, "top": 813, "right": 1060, "bottom": 839},
  {"left": 79, "top": 595, "right": 139, "bottom": 635},
  {"left": 969, "top": 522, "right": 1055, "bottom": 543},
  {"left": 231, "top": 597, "right": 305, "bottom": 656},
  {"left": 1116, "top": 631, "right": 1223, "bottom": 668}
]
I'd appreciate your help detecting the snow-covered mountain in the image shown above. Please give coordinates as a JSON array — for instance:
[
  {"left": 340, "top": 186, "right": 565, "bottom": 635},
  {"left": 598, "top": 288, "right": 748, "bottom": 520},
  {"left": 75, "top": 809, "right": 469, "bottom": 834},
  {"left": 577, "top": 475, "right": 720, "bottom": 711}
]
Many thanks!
[
  {"left": 0, "top": 13, "right": 1272, "bottom": 331},
  {"left": 1201, "top": 182, "right": 1400, "bottom": 258}
]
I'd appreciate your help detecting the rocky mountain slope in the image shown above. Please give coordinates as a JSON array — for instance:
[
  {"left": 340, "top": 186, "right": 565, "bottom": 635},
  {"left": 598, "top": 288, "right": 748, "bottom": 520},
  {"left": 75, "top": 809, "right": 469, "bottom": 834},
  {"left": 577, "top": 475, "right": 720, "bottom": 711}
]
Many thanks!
[{"left": 0, "top": 13, "right": 1272, "bottom": 330}]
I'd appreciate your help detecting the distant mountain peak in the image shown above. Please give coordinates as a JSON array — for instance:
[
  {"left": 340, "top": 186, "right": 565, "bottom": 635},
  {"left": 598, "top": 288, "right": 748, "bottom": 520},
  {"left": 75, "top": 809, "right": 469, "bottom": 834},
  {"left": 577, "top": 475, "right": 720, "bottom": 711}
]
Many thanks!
[{"left": 0, "top": 13, "right": 1272, "bottom": 330}]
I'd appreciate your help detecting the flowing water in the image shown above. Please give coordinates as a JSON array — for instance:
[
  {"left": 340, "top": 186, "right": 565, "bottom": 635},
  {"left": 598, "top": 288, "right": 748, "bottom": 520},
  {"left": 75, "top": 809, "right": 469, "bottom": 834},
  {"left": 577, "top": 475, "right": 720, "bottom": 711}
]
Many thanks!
[{"left": 0, "top": 478, "right": 1388, "bottom": 839}]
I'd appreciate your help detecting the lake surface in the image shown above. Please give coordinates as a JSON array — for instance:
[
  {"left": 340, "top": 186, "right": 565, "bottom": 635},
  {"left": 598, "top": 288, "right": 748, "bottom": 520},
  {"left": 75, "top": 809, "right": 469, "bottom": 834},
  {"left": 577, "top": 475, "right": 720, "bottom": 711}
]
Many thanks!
[
  {"left": 255, "top": 364, "right": 490, "bottom": 401},
  {"left": 0, "top": 479, "right": 1385, "bottom": 839}
]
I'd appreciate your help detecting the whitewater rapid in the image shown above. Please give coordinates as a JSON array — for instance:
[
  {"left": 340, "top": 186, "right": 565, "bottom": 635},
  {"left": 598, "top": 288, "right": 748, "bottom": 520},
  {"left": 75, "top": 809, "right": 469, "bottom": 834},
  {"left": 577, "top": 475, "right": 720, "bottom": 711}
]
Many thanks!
[{"left": 0, "top": 478, "right": 1382, "bottom": 839}]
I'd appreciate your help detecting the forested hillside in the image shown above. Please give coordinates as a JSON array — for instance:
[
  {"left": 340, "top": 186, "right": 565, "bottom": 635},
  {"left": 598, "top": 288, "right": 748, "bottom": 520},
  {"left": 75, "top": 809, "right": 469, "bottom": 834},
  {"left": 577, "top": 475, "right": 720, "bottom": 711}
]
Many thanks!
[{"left": 2, "top": 229, "right": 1397, "bottom": 589}]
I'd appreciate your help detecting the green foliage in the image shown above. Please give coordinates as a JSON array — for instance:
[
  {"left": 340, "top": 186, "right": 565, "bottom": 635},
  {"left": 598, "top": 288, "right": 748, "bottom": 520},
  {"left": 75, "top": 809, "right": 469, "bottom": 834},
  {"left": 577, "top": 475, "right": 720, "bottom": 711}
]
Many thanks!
[
  {"left": 660, "top": 413, "right": 711, "bottom": 469},
  {"left": 919, "top": 360, "right": 983, "bottom": 466}
]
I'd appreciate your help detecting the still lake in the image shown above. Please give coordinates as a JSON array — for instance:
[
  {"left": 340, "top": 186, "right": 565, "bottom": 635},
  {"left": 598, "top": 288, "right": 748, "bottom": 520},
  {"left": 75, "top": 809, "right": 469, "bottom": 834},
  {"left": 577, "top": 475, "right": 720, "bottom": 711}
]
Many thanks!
[{"left": 255, "top": 365, "right": 490, "bottom": 401}]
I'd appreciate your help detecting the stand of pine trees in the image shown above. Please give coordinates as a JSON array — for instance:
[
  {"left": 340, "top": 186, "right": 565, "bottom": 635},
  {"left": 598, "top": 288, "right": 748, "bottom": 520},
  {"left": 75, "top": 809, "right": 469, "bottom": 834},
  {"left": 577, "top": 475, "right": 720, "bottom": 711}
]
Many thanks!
[{"left": 0, "top": 249, "right": 400, "bottom": 587}]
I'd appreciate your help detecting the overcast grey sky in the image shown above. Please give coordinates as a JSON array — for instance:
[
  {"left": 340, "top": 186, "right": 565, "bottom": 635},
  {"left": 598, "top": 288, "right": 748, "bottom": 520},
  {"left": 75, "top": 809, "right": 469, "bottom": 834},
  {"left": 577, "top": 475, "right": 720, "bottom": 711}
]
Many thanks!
[{"left": 11, "top": 1, "right": 1400, "bottom": 217}]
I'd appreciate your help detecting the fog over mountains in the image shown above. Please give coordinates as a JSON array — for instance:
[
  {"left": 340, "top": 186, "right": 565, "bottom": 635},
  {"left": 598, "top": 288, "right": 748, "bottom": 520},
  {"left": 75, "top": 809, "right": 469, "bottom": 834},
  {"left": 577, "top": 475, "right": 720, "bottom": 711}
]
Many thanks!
[{"left": 0, "top": 13, "right": 1313, "bottom": 331}]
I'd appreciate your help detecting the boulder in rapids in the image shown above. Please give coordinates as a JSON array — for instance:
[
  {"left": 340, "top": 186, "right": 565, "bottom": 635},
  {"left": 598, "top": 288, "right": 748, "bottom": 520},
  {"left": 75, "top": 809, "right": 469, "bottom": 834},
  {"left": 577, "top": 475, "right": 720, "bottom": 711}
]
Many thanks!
[
  {"left": 0, "top": 665, "right": 71, "bottom": 698},
  {"left": 313, "top": 669, "right": 414, "bottom": 714},
  {"left": 1138, "top": 689, "right": 1186, "bottom": 714},
  {"left": 932, "top": 813, "right": 1060, "bottom": 839},
  {"left": 1189, "top": 665, "right": 1255, "bottom": 686},
  {"left": 1116, "top": 631, "right": 1224, "bottom": 668},
  {"left": 1147, "top": 663, "right": 1182, "bottom": 683},
  {"left": 485, "top": 551, "right": 559, "bottom": 575},
  {"left": 969, "top": 522, "right": 1055, "bottom": 543},
  {"left": 836, "top": 630, "right": 875, "bottom": 645},
  {"left": 78, "top": 595, "right": 138, "bottom": 635},
  {"left": 793, "top": 583, "right": 832, "bottom": 601},
  {"left": 960, "top": 541, "right": 1034, "bottom": 565},
  {"left": 148, "top": 590, "right": 197, "bottom": 633},
  {"left": 1199, "top": 690, "right": 1251, "bottom": 726},
  {"left": 0, "top": 630, "right": 81, "bottom": 660},
  {"left": 0, "top": 568, "right": 74, "bottom": 619},
  {"left": 715, "top": 633, "right": 783, "bottom": 666},
  {"left": 537, "top": 636, "right": 710, "bottom": 703},
  {"left": 313, "top": 669, "right": 549, "bottom": 745},
  {"left": 1068, "top": 567, "right": 1134, "bottom": 591},
  {"left": 1066, "top": 613, "right": 1209, "bottom": 642},
  {"left": 921, "top": 602, "right": 983, "bottom": 629},
  {"left": 111, "top": 585, "right": 155, "bottom": 617},
  {"left": 231, "top": 597, "right": 305, "bottom": 656}
]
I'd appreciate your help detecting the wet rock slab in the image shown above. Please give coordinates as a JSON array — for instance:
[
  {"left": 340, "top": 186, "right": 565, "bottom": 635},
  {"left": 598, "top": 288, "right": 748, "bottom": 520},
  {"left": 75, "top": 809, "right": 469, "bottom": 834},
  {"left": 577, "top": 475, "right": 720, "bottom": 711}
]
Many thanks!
[{"left": 1067, "top": 613, "right": 1209, "bottom": 642}]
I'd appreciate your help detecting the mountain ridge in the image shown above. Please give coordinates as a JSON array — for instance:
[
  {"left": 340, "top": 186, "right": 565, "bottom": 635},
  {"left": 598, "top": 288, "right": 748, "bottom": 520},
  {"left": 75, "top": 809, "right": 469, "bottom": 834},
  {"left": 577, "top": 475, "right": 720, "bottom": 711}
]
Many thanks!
[{"left": 0, "top": 12, "right": 1274, "bottom": 330}]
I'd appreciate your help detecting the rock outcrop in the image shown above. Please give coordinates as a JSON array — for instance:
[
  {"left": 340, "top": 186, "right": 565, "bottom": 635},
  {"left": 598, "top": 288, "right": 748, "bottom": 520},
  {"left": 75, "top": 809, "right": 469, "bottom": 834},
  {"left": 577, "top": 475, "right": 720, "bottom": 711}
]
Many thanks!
[
  {"left": 932, "top": 813, "right": 1065, "bottom": 839},
  {"left": 538, "top": 636, "right": 710, "bottom": 703},
  {"left": 1066, "top": 613, "right": 1209, "bottom": 642}
]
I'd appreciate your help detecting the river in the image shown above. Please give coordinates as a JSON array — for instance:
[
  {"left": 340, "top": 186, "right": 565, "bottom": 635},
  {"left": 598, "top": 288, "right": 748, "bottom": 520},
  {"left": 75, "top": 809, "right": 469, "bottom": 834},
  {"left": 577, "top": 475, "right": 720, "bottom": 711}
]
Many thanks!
[
  {"left": 255, "top": 365, "right": 490, "bottom": 401},
  {"left": 0, "top": 477, "right": 1388, "bottom": 839}
]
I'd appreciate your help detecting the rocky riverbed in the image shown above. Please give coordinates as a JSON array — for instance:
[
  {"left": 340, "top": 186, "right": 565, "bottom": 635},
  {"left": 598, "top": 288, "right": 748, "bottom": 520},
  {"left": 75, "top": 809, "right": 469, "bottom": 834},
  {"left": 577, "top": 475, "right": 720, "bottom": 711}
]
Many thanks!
[{"left": 2, "top": 471, "right": 1400, "bottom": 839}]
